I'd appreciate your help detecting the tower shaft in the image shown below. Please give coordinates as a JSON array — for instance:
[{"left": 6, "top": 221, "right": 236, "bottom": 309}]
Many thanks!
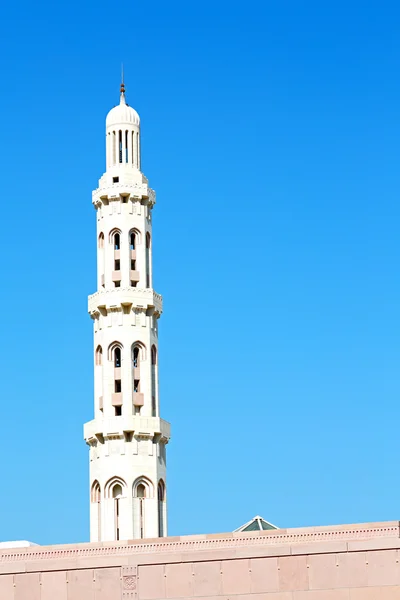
[{"left": 84, "top": 86, "right": 169, "bottom": 542}]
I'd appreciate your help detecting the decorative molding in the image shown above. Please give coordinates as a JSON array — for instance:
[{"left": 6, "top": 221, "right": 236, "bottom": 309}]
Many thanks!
[
  {"left": 92, "top": 184, "right": 156, "bottom": 209},
  {"left": 0, "top": 524, "right": 398, "bottom": 564},
  {"left": 123, "top": 575, "right": 137, "bottom": 590}
]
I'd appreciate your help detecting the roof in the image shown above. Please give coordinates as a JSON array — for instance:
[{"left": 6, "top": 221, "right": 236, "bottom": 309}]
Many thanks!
[{"left": 234, "top": 515, "right": 278, "bottom": 532}]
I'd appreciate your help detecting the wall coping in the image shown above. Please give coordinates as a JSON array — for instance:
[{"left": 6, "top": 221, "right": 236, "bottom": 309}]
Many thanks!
[{"left": 0, "top": 521, "right": 398, "bottom": 564}]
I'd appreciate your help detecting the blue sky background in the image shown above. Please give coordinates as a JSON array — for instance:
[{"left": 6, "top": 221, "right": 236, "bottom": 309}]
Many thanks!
[{"left": 0, "top": 0, "right": 399, "bottom": 544}]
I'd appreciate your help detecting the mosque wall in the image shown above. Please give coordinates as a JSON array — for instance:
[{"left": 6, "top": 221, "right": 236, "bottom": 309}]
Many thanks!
[{"left": 0, "top": 521, "right": 399, "bottom": 599}]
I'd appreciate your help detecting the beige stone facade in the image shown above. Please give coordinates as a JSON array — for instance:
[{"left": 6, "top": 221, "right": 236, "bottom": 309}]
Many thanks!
[{"left": 1, "top": 521, "right": 400, "bottom": 599}]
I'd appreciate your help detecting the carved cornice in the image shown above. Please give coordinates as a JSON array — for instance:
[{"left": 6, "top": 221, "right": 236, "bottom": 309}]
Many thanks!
[
  {"left": 88, "top": 288, "right": 162, "bottom": 317},
  {"left": 92, "top": 184, "right": 156, "bottom": 208}
]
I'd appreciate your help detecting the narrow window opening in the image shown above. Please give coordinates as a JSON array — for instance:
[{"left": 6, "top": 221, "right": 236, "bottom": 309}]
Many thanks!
[
  {"left": 115, "top": 259, "right": 120, "bottom": 270},
  {"left": 133, "top": 379, "right": 140, "bottom": 392},
  {"left": 131, "top": 259, "right": 136, "bottom": 270},
  {"left": 146, "top": 232, "right": 151, "bottom": 288},
  {"left": 125, "top": 130, "right": 128, "bottom": 163},
  {"left": 115, "top": 379, "right": 122, "bottom": 393},
  {"left": 115, "top": 281, "right": 121, "bottom": 287},
  {"left": 130, "top": 281, "right": 137, "bottom": 287},
  {"left": 115, "top": 406, "right": 122, "bottom": 416},
  {"left": 114, "top": 348, "right": 121, "bottom": 368},
  {"left": 113, "top": 176, "right": 119, "bottom": 183},
  {"left": 112, "top": 131, "right": 116, "bottom": 164},
  {"left": 96, "top": 346, "right": 103, "bottom": 366},
  {"left": 132, "top": 131, "right": 134, "bottom": 165},
  {"left": 152, "top": 396, "right": 156, "bottom": 417},
  {"left": 113, "top": 485, "right": 122, "bottom": 540},
  {"left": 114, "top": 233, "right": 120, "bottom": 250},
  {"left": 133, "top": 347, "right": 139, "bottom": 368},
  {"left": 130, "top": 233, "right": 136, "bottom": 250},
  {"left": 119, "top": 130, "right": 122, "bottom": 163},
  {"left": 139, "top": 499, "right": 144, "bottom": 537}
]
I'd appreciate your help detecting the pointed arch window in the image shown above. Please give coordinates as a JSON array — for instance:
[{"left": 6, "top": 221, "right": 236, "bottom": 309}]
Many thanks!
[
  {"left": 133, "top": 347, "right": 139, "bottom": 368},
  {"left": 158, "top": 480, "right": 166, "bottom": 537},
  {"left": 95, "top": 346, "right": 103, "bottom": 366},
  {"left": 114, "top": 233, "right": 121, "bottom": 250},
  {"left": 114, "top": 347, "right": 121, "bottom": 368},
  {"left": 91, "top": 480, "right": 101, "bottom": 541},
  {"left": 146, "top": 232, "right": 151, "bottom": 288},
  {"left": 151, "top": 345, "right": 157, "bottom": 417},
  {"left": 133, "top": 477, "right": 153, "bottom": 539}
]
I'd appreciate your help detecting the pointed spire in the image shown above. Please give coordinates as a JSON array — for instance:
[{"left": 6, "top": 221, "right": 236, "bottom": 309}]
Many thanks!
[{"left": 120, "top": 64, "right": 126, "bottom": 104}]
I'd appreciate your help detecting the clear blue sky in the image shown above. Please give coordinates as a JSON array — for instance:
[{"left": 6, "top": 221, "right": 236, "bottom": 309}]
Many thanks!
[{"left": 0, "top": 0, "right": 399, "bottom": 545}]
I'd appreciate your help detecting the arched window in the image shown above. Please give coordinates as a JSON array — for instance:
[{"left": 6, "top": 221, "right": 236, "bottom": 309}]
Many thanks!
[
  {"left": 132, "top": 342, "right": 146, "bottom": 414},
  {"left": 133, "top": 347, "right": 139, "bottom": 368},
  {"left": 146, "top": 232, "right": 151, "bottom": 288},
  {"left": 109, "top": 229, "right": 122, "bottom": 249},
  {"left": 91, "top": 480, "right": 101, "bottom": 503},
  {"left": 95, "top": 346, "right": 103, "bottom": 366},
  {"left": 119, "top": 130, "right": 122, "bottom": 163},
  {"left": 158, "top": 480, "right": 166, "bottom": 537},
  {"left": 105, "top": 476, "right": 126, "bottom": 498},
  {"left": 113, "top": 482, "right": 123, "bottom": 540},
  {"left": 133, "top": 477, "right": 153, "bottom": 539},
  {"left": 151, "top": 345, "right": 157, "bottom": 416},
  {"left": 151, "top": 345, "right": 157, "bottom": 365},
  {"left": 104, "top": 477, "right": 126, "bottom": 541},
  {"left": 108, "top": 342, "right": 123, "bottom": 362},
  {"left": 133, "top": 477, "right": 153, "bottom": 498},
  {"left": 112, "top": 484, "right": 123, "bottom": 498},
  {"left": 132, "top": 342, "right": 146, "bottom": 362},
  {"left": 114, "top": 347, "right": 121, "bottom": 368},
  {"left": 137, "top": 484, "right": 146, "bottom": 498},
  {"left": 98, "top": 232, "right": 104, "bottom": 248},
  {"left": 130, "top": 232, "right": 136, "bottom": 250},
  {"left": 125, "top": 130, "right": 129, "bottom": 163},
  {"left": 91, "top": 480, "right": 101, "bottom": 541}
]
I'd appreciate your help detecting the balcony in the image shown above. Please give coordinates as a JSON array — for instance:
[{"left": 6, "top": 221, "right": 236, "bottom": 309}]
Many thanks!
[
  {"left": 114, "top": 367, "right": 121, "bottom": 378},
  {"left": 130, "top": 249, "right": 136, "bottom": 260},
  {"left": 112, "top": 270, "right": 121, "bottom": 282},
  {"left": 84, "top": 415, "right": 171, "bottom": 443},
  {"left": 133, "top": 367, "right": 140, "bottom": 379},
  {"left": 133, "top": 392, "right": 144, "bottom": 407},
  {"left": 114, "top": 249, "right": 121, "bottom": 259},
  {"left": 112, "top": 393, "right": 123, "bottom": 407}
]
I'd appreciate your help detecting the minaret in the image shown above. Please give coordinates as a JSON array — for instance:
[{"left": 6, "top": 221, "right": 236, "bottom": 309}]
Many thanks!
[{"left": 84, "top": 82, "right": 170, "bottom": 542}]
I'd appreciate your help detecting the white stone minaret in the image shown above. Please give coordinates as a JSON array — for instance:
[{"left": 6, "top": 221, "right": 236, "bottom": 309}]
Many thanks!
[{"left": 84, "top": 81, "right": 170, "bottom": 542}]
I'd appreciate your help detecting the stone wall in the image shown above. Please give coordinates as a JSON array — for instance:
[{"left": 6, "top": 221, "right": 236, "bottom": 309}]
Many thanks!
[{"left": 0, "top": 521, "right": 399, "bottom": 599}]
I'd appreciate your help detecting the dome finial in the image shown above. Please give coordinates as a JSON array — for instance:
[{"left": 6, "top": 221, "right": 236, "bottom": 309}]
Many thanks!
[{"left": 120, "top": 64, "right": 126, "bottom": 104}]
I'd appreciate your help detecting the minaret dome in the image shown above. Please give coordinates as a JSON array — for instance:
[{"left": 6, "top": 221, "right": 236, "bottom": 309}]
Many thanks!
[{"left": 105, "top": 83, "right": 141, "bottom": 171}]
